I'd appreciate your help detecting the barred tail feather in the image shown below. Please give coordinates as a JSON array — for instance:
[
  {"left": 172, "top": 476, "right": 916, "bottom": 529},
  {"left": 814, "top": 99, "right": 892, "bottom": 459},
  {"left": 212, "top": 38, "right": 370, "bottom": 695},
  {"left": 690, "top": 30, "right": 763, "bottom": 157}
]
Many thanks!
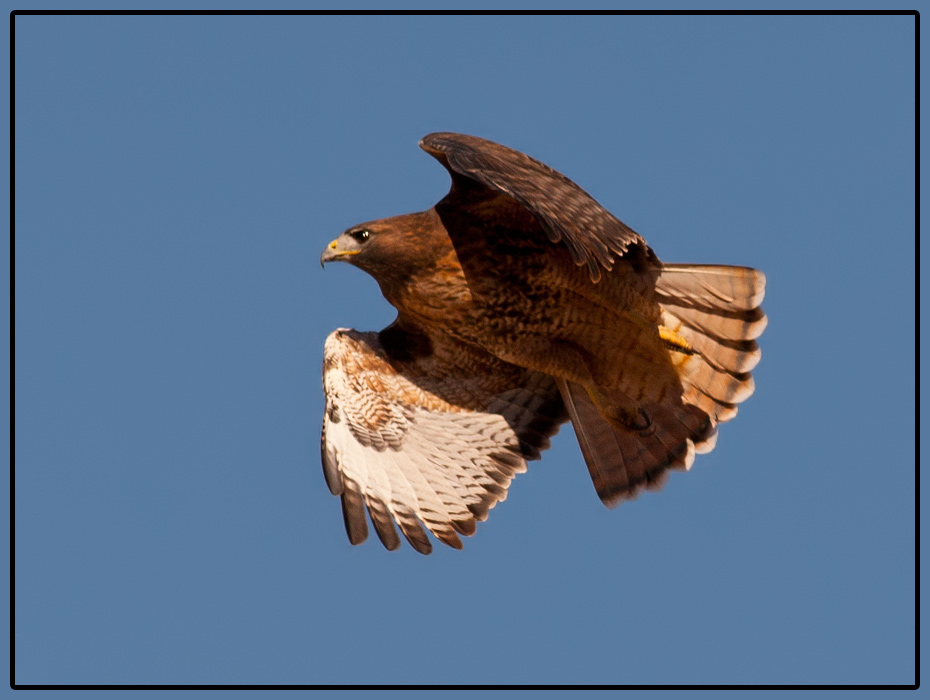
[
  {"left": 657, "top": 264, "right": 766, "bottom": 425},
  {"left": 656, "top": 264, "right": 766, "bottom": 311}
]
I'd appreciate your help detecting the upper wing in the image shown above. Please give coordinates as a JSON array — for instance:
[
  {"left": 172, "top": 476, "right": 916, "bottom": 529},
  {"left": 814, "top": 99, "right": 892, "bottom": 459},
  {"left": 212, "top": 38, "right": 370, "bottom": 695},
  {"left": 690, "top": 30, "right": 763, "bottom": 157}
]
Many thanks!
[
  {"left": 420, "top": 131, "right": 653, "bottom": 282},
  {"left": 321, "top": 327, "right": 567, "bottom": 554}
]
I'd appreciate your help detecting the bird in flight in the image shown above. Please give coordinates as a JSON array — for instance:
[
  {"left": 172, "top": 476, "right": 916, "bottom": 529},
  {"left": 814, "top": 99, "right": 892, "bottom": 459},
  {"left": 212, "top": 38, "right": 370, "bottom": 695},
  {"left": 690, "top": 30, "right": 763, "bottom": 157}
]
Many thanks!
[{"left": 320, "top": 132, "right": 766, "bottom": 554}]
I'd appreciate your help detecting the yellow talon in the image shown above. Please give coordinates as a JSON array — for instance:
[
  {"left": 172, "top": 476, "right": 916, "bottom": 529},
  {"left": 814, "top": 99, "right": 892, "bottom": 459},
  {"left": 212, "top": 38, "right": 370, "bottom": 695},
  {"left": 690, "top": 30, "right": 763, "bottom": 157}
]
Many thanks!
[{"left": 659, "top": 326, "right": 695, "bottom": 354}]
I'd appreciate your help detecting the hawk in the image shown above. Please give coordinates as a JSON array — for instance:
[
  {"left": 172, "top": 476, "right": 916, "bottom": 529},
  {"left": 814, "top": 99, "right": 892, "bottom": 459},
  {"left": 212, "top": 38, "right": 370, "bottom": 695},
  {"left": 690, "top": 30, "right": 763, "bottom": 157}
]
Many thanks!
[{"left": 320, "top": 132, "right": 766, "bottom": 554}]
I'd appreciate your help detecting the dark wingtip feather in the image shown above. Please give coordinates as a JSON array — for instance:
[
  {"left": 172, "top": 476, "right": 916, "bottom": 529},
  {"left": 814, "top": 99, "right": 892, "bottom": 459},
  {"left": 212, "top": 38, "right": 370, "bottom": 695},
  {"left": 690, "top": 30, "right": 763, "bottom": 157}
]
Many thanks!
[
  {"left": 340, "top": 485, "right": 369, "bottom": 546},
  {"left": 366, "top": 498, "right": 401, "bottom": 551}
]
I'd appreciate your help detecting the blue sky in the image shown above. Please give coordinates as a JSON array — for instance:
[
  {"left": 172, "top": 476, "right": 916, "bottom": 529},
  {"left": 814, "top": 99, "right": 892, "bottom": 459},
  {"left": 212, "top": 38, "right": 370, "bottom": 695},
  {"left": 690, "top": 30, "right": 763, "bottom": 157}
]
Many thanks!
[{"left": 10, "top": 13, "right": 916, "bottom": 688}]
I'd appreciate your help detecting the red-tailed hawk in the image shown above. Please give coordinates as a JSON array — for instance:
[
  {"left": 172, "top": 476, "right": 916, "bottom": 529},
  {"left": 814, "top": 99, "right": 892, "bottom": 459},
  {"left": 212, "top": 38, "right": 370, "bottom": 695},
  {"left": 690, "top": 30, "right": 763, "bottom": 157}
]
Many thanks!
[{"left": 320, "top": 132, "right": 766, "bottom": 554}]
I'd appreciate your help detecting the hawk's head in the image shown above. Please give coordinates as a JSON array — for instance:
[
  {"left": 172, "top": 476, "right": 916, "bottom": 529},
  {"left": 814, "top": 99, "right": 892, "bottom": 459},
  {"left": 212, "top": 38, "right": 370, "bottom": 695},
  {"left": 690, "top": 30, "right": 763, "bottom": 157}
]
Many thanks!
[{"left": 320, "top": 209, "right": 450, "bottom": 292}]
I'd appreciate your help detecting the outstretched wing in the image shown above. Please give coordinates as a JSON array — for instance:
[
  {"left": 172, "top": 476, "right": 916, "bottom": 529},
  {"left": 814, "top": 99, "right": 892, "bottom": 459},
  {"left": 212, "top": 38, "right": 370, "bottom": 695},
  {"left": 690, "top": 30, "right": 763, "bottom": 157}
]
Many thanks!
[
  {"left": 420, "top": 131, "right": 653, "bottom": 282},
  {"left": 321, "top": 327, "right": 567, "bottom": 554}
]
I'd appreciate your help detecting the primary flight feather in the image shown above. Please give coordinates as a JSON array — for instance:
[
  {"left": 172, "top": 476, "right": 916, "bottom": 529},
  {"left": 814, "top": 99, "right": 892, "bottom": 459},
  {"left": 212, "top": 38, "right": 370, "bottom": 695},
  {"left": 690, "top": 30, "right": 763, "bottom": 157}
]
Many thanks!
[{"left": 320, "top": 132, "right": 766, "bottom": 554}]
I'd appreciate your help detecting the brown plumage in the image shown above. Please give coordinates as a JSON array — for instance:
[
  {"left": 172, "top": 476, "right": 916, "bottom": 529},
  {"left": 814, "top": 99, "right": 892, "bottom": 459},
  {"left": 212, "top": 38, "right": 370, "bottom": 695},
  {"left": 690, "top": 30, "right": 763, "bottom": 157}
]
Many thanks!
[{"left": 320, "top": 132, "right": 766, "bottom": 553}]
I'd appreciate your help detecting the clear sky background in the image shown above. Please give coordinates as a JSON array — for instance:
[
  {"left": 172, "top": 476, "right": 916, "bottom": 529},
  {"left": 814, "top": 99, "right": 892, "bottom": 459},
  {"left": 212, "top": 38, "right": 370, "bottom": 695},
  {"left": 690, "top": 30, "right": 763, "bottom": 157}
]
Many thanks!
[{"left": 10, "top": 12, "right": 916, "bottom": 688}]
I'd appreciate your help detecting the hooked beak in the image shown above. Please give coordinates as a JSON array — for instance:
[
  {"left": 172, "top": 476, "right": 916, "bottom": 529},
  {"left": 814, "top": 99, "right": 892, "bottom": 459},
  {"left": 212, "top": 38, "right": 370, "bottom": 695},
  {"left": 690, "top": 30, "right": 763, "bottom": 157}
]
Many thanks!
[{"left": 320, "top": 237, "right": 361, "bottom": 268}]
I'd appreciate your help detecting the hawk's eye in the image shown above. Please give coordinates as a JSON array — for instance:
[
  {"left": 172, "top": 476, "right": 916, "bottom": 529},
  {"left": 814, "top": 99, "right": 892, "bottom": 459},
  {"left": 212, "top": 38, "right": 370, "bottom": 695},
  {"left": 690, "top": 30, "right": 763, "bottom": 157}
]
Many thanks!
[{"left": 350, "top": 229, "right": 371, "bottom": 243}]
